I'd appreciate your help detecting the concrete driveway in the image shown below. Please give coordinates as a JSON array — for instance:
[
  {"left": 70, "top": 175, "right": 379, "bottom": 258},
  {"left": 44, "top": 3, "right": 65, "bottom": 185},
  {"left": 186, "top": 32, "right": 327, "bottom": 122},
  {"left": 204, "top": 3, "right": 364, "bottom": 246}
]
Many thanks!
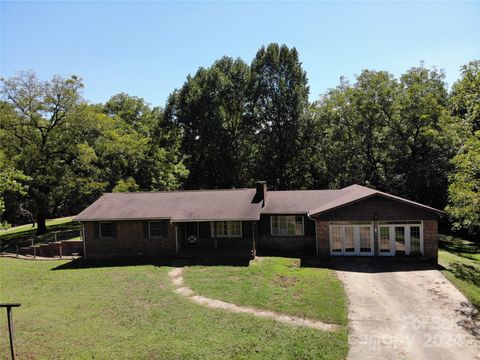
[{"left": 335, "top": 259, "right": 480, "bottom": 360}]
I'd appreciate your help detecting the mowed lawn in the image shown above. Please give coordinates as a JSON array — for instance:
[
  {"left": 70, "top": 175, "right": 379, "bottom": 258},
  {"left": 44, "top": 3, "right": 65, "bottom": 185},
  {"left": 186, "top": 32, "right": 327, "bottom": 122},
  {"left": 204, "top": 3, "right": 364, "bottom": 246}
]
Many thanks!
[
  {"left": 0, "top": 257, "right": 348, "bottom": 360},
  {"left": 438, "top": 235, "right": 480, "bottom": 312},
  {"left": 184, "top": 257, "right": 347, "bottom": 325}
]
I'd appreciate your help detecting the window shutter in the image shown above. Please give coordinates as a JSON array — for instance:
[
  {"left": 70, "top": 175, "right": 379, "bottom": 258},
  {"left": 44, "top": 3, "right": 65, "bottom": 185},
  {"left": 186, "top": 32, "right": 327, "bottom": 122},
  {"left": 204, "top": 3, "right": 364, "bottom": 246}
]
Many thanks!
[
  {"left": 143, "top": 221, "right": 149, "bottom": 239},
  {"left": 162, "top": 221, "right": 168, "bottom": 238},
  {"left": 112, "top": 222, "right": 117, "bottom": 239},
  {"left": 94, "top": 222, "right": 99, "bottom": 240}
]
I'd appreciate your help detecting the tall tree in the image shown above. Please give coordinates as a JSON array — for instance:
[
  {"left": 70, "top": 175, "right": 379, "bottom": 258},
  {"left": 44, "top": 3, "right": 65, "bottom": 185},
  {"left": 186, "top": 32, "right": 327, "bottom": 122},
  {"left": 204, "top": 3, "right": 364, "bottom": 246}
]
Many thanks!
[
  {"left": 446, "top": 131, "right": 480, "bottom": 233},
  {"left": 390, "top": 65, "right": 453, "bottom": 207},
  {"left": 101, "top": 93, "right": 188, "bottom": 191},
  {"left": 449, "top": 60, "right": 480, "bottom": 133},
  {"left": 165, "top": 57, "right": 253, "bottom": 188},
  {"left": 249, "top": 43, "right": 309, "bottom": 189},
  {"left": 0, "top": 71, "right": 85, "bottom": 234}
]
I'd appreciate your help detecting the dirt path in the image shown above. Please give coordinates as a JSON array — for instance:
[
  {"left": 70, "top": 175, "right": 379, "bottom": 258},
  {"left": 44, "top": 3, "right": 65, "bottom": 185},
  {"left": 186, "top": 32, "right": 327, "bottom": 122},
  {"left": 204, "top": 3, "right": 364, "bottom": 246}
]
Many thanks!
[
  {"left": 336, "top": 261, "right": 480, "bottom": 360},
  {"left": 168, "top": 267, "right": 340, "bottom": 331}
]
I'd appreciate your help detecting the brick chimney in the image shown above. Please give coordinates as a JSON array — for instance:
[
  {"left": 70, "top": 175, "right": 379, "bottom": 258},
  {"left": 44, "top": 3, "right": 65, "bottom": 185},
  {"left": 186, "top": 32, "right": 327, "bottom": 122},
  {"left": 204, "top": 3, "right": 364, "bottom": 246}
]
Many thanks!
[{"left": 255, "top": 181, "right": 267, "bottom": 207}]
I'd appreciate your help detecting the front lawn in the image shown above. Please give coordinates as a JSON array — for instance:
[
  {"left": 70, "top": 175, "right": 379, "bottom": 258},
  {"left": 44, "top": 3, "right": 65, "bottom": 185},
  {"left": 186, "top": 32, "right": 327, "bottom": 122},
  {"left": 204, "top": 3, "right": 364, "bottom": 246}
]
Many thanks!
[
  {"left": 0, "top": 258, "right": 348, "bottom": 359},
  {"left": 183, "top": 257, "right": 348, "bottom": 325},
  {"left": 438, "top": 235, "right": 480, "bottom": 311}
]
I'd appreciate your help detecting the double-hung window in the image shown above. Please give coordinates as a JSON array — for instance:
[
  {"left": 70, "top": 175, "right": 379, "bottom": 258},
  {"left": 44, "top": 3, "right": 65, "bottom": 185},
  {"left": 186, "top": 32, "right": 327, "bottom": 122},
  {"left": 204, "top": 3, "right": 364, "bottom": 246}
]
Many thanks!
[
  {"left": 149, "top": 221, "right": 164, "bottom": 238},
  {"left": 99, "top": 222, "right": 113, "bottom": 239},
  {"left": 212, "top": 221, "right": 242, "bottom": 237},
  {"left": 271, "top": 215, "right": 304, "bottom": 236}
]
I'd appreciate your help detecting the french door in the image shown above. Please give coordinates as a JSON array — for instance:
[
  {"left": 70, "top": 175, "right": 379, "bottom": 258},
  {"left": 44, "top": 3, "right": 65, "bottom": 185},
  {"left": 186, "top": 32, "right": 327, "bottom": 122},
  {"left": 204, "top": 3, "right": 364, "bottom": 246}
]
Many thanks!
[
  {"left": 329, "top": 223, "right": 374, "bottom": 256},
  {"left": 378, "top": 223, "right": 423, "bottom": 256}
]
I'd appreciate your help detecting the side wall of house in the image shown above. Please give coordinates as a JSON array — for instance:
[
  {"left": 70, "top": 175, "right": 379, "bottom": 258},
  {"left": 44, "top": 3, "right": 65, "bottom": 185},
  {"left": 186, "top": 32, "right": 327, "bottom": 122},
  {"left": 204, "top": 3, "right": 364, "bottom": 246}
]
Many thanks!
[
  {"left": 314, "top": 195, "right": 439, "bottom": 261},
  {"left": 83, "top": 220, "right": 176, "bottom": 259},
  {"left": 257, "top": 214, "right": 317, "bottom": 254}
]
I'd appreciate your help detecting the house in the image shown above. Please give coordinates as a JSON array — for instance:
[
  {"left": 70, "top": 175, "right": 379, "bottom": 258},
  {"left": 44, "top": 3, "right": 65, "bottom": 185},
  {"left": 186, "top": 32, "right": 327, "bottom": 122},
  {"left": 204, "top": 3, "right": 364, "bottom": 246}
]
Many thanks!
[{"left": 73, "top": 182, "right": 443, "bottom": 261}]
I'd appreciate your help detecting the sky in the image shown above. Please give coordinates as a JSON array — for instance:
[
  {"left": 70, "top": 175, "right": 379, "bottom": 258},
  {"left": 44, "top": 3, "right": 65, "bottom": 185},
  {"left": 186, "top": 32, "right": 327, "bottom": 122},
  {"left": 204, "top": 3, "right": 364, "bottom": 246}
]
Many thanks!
[{"left": 1, "top": 1, "right": 479, "bottom": 107}]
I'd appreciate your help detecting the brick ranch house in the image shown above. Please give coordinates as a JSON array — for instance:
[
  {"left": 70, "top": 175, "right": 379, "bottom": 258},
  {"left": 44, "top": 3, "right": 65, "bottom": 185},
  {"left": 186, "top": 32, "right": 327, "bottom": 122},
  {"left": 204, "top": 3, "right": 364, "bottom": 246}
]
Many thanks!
[{"left": 74, "top": 182, "right": 443, "bottom": 261}]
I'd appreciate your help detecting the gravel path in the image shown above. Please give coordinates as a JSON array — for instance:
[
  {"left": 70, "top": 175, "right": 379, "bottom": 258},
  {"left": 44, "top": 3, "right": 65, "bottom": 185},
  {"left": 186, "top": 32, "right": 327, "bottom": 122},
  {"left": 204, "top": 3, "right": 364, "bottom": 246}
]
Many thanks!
[{"left": 168, "top": 267, "right": 341, "bottom": 331}]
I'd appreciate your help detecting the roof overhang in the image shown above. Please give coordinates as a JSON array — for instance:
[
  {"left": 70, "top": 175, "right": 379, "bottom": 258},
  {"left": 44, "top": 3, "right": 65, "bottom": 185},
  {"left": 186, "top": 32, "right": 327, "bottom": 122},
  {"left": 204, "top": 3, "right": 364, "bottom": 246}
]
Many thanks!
[{"left": 310, "top": 192, "right": 444, "bottom": 217}]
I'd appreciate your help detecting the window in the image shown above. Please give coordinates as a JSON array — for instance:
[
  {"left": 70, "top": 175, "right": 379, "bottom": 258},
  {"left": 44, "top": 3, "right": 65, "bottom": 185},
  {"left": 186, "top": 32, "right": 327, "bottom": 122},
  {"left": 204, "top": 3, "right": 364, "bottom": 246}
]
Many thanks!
[
  {"left": 100, "top": 222, "right": 113, "bottom": 238},
  {"left": 212, "top": 221, "right": 242, "bottom": 237},
  {"left": 149, "top": 221, "right": 164, "bottom": 238},
  {"left": 271, "top": 215, "right": 304, "bottom": 236}
]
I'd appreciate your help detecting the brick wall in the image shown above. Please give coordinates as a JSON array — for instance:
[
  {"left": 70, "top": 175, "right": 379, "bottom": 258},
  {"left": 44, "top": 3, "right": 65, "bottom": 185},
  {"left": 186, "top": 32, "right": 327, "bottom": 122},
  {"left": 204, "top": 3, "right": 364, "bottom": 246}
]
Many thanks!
[
  {"left": 423, "top": 219, "right": 438, "bottom": 261},
  {"left": 83, "top": 220, "right": 176, "bottom": 259},
  {"left": 316, "top": 221, "right": 330, "bottom": 257},
  {"left": 258, "top": 235, "right": 316, "bottom": 254}
]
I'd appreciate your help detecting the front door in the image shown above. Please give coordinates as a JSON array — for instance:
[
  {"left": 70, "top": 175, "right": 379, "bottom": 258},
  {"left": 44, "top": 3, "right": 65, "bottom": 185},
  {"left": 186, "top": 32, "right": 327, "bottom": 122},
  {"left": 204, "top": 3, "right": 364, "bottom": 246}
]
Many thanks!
[
  {"left": 377, "top": 223, "right": 423, "bottom": 256},
  {"left": 378, "top": 226, "right": 394, "bottom": 256},
  {"left": 184, "top": 222, "right": 199, "bottom": 247},
  {"left": 329, "top": 223, "right": 374, "bottom": 256}
]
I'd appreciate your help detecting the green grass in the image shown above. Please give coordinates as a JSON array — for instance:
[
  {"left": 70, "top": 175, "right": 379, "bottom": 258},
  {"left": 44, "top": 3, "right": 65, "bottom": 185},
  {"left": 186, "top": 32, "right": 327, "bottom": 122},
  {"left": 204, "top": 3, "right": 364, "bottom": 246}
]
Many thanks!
[
  {"left": 183, "top": 257, "right": 348, "bottom": 325},
  {"left": 0, "top": 258, "right": 348, "bottom": 359},
  {"left": 0, "top": 217, "right": 74, "bottom": 238},
  {"left": 438, "top": 234, "right": 480, "bottom": 311}
]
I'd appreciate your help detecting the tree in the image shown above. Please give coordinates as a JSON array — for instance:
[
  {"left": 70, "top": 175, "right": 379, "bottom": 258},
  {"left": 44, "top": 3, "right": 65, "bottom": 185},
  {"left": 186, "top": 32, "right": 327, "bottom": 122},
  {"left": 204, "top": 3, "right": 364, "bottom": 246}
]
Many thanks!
[
  {"left": 113, "top": 177, "right": 140, "bottom": 192},
  {"left": 313, "top": 71, "right": 398, "bottom": 189},
  {"left": 249, "top": 43, "right": 309, "bottom": 189},
  {"left": 101, "top": 94, "right": 188, "bottom": 191},
  {"left": 450, "top": 60, "right": 480, "bottom": 133},
  {"left": 0, "top": 71, "right": 85, "bottom": 234},
  {"left": 390, "top": 65, "right": 453, "bottom": 208},
  {"left": 165, "top": 57, "right": 253, "bottom": 188},
  {"left": 446, "top": 131, "right": 480, "bottom": 233}
]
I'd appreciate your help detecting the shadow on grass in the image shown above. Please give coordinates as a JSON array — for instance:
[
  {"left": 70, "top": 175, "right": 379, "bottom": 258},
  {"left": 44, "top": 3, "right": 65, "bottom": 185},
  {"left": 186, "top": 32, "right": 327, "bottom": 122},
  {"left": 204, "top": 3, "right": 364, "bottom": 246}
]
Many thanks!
[
  {"left": 449, "top": 262, "right": 480, "bottom": 288},
  {"left": 51, "top": 257, "right": 251, "bottom": 271},
  {"left": 439, "top": 235, "right": 480, "bottom": 255}
]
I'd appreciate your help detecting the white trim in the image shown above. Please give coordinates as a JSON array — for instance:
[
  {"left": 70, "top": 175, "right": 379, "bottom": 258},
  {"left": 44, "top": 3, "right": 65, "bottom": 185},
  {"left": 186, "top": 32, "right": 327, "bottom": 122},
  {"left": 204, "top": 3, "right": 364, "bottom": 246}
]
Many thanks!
[
  {"left": 376, "top": 221, "right": 424, "bottom": 256},
  {"left": 211, "top": 221, "right": 243, "bottom": 238},
  {"left": 270, "top": 215, "right": 305, "bottom": 237},
  {"left": 99, "top": 222, "right": 113, "bottom": 239},
  {"left": 329, "top": 222, "right": 374, "bottom": 256}
]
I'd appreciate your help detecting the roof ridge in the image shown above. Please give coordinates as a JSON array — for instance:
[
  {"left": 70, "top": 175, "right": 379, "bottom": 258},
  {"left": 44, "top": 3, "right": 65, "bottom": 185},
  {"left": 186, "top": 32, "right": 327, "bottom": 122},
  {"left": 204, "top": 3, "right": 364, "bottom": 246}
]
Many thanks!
[{"left": 104, "top": 188, "right": 254, "bottom": 195}]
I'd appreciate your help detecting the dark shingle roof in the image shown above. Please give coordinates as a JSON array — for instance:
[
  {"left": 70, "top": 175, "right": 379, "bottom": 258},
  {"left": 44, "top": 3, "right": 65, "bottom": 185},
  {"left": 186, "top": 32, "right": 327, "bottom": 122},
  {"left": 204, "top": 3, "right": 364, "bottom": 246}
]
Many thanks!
[
  {"left": 74, "top": 189, "right": 262, "bottom": 222},
  {"left": 73, "top": 184, "right": 442, "bottom": 222}
]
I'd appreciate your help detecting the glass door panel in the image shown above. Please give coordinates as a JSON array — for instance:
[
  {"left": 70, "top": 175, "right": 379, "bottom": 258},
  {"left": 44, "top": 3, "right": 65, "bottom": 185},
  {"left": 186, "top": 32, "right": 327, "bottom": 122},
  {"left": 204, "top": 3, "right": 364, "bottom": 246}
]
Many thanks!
[
  {"left": 343, "top": 226, "right": 355, "bottom": 253},
  {"left": 359, "top": 226, "right": 372, "bottom": 253},
  {"left": 395, "top": 226, "right": 405, "bottom": 255},
  {"left": 330, "top": 226, "right": 342, "bottom": 253},
  {"left": 379, "top": 226, "right": 392, "bottom": 255},
  {"left": 410, "top": 226, "right": 421, "bottom": 255}
]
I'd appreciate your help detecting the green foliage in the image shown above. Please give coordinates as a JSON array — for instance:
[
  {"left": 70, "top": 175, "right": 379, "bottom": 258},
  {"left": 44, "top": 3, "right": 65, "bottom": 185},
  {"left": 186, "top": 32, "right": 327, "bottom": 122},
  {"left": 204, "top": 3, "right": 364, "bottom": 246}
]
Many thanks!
[
  {"left": 446, "top": 132, "right": 480, "bottom": 231},
  {"left": 113, "top": 177, "right": 140, "bottom": 192},
  {"left": 450, "top": 60, "right": 480, "bottom": 132},
  {"left": 250, "top": 44, "right": 310, "bottom": 189},
  {"left": 165, "top": 56, "right": 254, "bottom": 188}
]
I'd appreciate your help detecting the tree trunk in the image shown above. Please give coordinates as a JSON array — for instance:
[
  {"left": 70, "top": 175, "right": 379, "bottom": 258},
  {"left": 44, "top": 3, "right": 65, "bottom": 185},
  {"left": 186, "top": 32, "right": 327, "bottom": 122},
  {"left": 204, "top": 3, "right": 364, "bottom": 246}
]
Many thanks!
[{"left": 36, "top": 212, "right": 47, "bottom": 235}]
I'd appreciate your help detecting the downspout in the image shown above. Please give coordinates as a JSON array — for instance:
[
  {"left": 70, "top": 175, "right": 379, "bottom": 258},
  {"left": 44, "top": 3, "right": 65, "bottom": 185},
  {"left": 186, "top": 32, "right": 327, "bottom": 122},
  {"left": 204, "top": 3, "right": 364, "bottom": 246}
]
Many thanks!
[
  {"left": 82, "top": 223, "right": 87, "bottom": 262},
  {"left": 307, "top": 213, "right": 319, "bottom": 257},
  {"left": 174, "top": 222, "right": 179, "bottom": 256}
]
